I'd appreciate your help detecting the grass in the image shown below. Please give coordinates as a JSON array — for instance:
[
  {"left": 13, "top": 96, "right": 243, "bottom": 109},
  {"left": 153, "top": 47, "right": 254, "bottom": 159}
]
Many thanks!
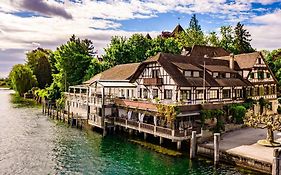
[{"left": 10, "top": 93, "right": 40, "bottom": 108}]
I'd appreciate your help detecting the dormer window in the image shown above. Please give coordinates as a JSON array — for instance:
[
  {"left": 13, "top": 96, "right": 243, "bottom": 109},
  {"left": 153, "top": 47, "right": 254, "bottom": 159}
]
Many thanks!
[
  {"left": 184, "top": 71, "right": 192, "bottom": 77},
  {"left": 193, "top": 71, "right": 200, "bottom": 77},
  {"left": 226, "top": 73, "right": 230, "bottom": 78},
  {"left": 213, "top": 72, "right": 219, "bottom": 78},
  {"left": 267, "top": 72, "right": 271, "bottom": 78}
]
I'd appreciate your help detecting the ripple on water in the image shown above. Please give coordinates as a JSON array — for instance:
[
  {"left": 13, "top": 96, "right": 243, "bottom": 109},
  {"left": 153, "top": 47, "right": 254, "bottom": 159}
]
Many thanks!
[{"left": 0, "top": 89, "right": 262, "bottom": 175}]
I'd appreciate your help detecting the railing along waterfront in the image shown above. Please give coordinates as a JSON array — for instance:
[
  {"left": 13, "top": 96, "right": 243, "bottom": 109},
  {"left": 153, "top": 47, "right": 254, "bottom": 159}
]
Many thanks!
[{"left": 114, "top": 118, "right": 194, "bottom": 139}]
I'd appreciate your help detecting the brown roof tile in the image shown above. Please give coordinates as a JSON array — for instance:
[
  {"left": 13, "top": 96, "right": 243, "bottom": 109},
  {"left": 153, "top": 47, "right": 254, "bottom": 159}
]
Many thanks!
[{"left": 84, "top": 63, "right": 140, "bottom": 85}]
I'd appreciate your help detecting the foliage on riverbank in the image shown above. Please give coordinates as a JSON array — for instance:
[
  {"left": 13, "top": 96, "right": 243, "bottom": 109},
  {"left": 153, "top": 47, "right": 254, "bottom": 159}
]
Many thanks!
[
  {"left": 10, "top": 93, "right": 40, "bottom": 108},
  {"left": 0, "top": 78, "right": 10, "bottom": 88}
]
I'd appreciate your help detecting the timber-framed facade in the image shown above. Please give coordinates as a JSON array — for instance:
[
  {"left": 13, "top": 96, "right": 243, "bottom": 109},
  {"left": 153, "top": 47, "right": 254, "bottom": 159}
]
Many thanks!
[{"left": 65, "top": 45, "right": 278, "bottom": 149}]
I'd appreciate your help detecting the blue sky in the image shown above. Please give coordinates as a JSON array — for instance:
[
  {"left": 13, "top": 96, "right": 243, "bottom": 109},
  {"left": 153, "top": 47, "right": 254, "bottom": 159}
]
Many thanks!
[{"left": 0, "top": 0, "right": 281, "bottom": 78}]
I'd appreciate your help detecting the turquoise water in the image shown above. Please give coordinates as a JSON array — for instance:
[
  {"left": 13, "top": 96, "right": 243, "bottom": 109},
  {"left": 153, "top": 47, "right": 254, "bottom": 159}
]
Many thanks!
[{"left": 0, "top": 89, "right": 260, "bottom": 175}]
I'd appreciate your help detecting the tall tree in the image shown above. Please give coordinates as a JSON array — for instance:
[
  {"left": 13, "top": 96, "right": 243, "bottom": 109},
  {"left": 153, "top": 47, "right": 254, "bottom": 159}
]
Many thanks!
[
  {"left": 189, "top": 14, "right": 201, "bottom": 31},
  {"left": 146, "top": 37, "right": 181, "bottom": 57},
  {"left": 9, "top": 64, "right": 37, "bottom": 96},
  {"left": 207, "top": 32, "right": 220, "bottom": 47},
  {"left": 233, "top": 22, "right": 254, "bottom": 54},
  {"left": 53, "top": 35, "right": 94, "bottom": 91},
  {"left": 177, "top": 14, "right": 206, "bottom": 47},
  {"left": 26, "top": 48, "right": 52, "bottom": 88},
  {"left": 103, "top": 36, "right": 131, "bottom": 66},
  {"left": 219, "top": 26, "right": 235, "bottom": 53}
]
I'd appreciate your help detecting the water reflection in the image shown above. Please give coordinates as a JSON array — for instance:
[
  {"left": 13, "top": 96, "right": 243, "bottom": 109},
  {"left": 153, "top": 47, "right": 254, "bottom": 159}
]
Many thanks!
[{"left": 0, "top": 89, "right": 260, "bottom": 175}]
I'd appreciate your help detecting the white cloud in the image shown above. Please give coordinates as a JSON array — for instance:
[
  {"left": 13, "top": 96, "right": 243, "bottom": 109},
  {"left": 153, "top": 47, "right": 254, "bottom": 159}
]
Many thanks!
[
  {"left": 0, "top": 0, "right": 280, "bottom": 77},
  {"left": 247, "top": 10, "right": 281, "bottom": 50}
]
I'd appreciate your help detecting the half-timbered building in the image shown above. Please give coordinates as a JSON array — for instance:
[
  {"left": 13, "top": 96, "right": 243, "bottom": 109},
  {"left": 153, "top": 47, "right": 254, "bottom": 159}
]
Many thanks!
[{"left": 65, "top": 46, "right": 278, "bottom": 149}]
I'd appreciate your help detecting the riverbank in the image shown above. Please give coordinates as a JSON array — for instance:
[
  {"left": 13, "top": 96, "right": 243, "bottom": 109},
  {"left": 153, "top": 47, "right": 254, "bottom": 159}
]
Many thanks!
[{"left": 198, "top": 127, "right": 280, "bottom": 174}]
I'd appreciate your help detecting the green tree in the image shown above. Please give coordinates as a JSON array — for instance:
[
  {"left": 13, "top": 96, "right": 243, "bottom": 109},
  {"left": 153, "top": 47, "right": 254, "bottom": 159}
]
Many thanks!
[
  {"left": 177, "top": 14, "right": 206, "bottom": 47},
  {"left": 207, "top": 32, "right": 220, "bottom": 47},
  {"left": 127, "top": 34, "right": 152, "bottom": 62},
  {"left": 9, "top": 64, "right": 37, "bottom": 96},
  {"left": 83, "top": 59, "right": 111, "bottom": 81},
  {"left": 26, "top": 48, "right": 52, "bottom": 88},
  {"left": 233, "top": 22, "right": 254, "bottom": 54},
  {"left": 146, "top": 37, "right": 181, "bottom": 57},
  {"left": 219, "top": 26, "right": 236, "bottom": 53},
  {"left": 189, "top": 14, "right": 201, "bottom": 31},
  {"left": 103, "top": 36, "right": 132, "bottom": 66},
  {"left": 52, "top": 35, "right": 94, "bottom": 91}
]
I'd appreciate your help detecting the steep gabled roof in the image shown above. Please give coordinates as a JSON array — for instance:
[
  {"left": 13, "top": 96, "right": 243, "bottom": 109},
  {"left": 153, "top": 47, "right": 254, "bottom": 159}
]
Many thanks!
[
  {"left": 84, "top": 63, "right": 140, "bottom": 85},
  {"left": 132, "top": 53, "right": 245, "bottom": 87},
  {"left": 189, "top": 45, "right": 230, "bottom": 57},
  {"left": 171, "top": 24, "right": 185, "bottom": 37},
  {"left": 214, "top": 52, "right": 260, "bottom": 70}
]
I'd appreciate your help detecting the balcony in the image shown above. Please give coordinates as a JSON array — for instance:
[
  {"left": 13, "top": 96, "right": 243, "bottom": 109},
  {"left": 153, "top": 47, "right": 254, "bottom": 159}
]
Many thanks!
[
  {"left": 114, "top": 118, "right": 199, "bottom": 141},
  {"left": 143, "top": 78, "right": 163, "bottom": 86}
]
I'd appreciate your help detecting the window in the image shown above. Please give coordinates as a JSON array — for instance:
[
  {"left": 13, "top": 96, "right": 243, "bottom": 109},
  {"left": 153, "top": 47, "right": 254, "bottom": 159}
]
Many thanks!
[
  {"left": 226, "top": 73, "right": 230, "bottom": 78},
  {"left": 143, "top": 89, "right": 148, "bottom": 98},
  {"left": 222, "top": 89, "right": 231, "bottom": 99},
  {"left": 213, "top": 72, "right": 219, "bottom": 78},
  {"left": 235, "top": 89, "right": 243, "bottom": 98},
  {"left": 193, "top": 71, "right": 200, "bottom": 77},
  {"left": 250, "top": 72, "right": 254, "bottom": 79},
  {"left": 184, "top": 71, "right": 192, "bottom": 77},
  {"left": 209, "top": 90, "right": 218, "bottom": 99},
  {"left": 164, "top": 90, "right": 172, "bottom": 99},
  {"left": 267, "top": 72, "right": 271, "bottom": 78},
  {"left": 120, "top": 89, "right": 125, "bottom": 97},
  {"left": 127, "top": 89, "right": 130, "bottom": 98},
  {"left": 180, "top": 90, "right": 191, "bottom": 100},
  {"left": 258, "top": 71, "right": 264, "bottom": 79},
  {"left": 196, "top": 90, "right": 204, "bottom": 100},
  {"left": 131, "top": 89, "right": 134, "bottom": 98},
  {"left": 152, "top": 70, "right": 159, "bottom": 78},
  {"left": 139, "top": 88, "right": 142, "bottom": 98},
  {"left": 152, "top": 89, "right": 158, "bottom": 98},
  {"left": 221, "top": 73, "right": 226, "bottom": 78}
]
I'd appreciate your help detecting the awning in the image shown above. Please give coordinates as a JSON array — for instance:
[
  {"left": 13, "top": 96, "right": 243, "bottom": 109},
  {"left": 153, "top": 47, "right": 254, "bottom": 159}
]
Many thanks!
[{"left": 97, "top": 80, "right": 137, "bottom": 88}]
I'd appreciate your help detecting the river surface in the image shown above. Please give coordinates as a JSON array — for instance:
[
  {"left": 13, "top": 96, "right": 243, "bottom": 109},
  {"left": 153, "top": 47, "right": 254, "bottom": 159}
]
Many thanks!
[{"left": 0, "top": 89, "right": 259, "bottom": 175}]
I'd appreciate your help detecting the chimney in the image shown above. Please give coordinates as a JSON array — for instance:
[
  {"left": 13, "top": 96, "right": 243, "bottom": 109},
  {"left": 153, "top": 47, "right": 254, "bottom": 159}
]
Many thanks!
[{"left": 229, "top": 53, "right": 234, "bottom": 69}]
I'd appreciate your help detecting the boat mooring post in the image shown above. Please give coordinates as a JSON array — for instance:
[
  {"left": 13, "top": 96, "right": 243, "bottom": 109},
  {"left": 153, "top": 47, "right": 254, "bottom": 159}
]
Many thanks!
[
  {"left": 190, "top": 131, "right": 197, "bottom": 159},
  {"left": 214, "top": 133, "right": 220, "bottom": 165},
  {"left": 272, "top": 148, "right": 281, "bottom": 175}
]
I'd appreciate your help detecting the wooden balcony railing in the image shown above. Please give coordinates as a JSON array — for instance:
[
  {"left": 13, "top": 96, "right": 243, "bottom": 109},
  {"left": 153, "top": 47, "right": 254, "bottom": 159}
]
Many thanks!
[
  {"left": 143, "top": 78, "right": 163, "bottom": 86},
  {"left": 113, "top": 118, "right": 197, "bottom": 140}
]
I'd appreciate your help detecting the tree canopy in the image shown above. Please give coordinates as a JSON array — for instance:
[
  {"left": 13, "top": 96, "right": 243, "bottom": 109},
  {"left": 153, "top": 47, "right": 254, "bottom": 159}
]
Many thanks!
[
  {"left": 9, "top": 64, "right": 37, "bottom": 96},
  {"left": 52, "top": 35, "right": 94, "bottom": 91},
  {"left": 26, "top": 48, "right": 52, "bottom": 89}
]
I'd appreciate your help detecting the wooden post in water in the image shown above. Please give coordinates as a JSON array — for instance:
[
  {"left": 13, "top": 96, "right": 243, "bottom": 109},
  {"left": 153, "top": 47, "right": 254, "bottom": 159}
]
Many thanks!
[
  {"left": 190, "top": 131, "right": 197, "bottom": 159},
  {"left": 159, "top": 137, "right": 163, "bottom": 145},
  {"left": 56, "top": 109, "right": 59, "bottom": 120},
  {"left": 75, "top": 113, "right": 78, "bottom": 128},
  {"left": 71, "top": 112, "right": 74, "bottom": 126},
  {"left": 42, "top": 103, "right": 44, "bottom": 114},
  {"left": 62, "top": 110, "right": 65, "bottom": 122},
  {"left": 47, "top": 104, "right": 50, "bottom": 116},
  {"left": 177, "top": 141, "right": 181, "bottom": 150},
  {"left": 272, "top": 148, "right": 281, "bottom": 175},
  {"left": 214, "top": 133, "right": 220, "bottom": 165}
]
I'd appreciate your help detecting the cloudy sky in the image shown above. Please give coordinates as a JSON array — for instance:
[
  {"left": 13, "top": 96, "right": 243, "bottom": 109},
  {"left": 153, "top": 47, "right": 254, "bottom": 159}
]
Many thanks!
[{"left": 0, "top": 0, "right": 280, "bottom": 78}]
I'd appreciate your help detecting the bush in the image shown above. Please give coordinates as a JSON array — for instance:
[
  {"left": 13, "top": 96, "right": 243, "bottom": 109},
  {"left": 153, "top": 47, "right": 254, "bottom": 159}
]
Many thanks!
[
  {"left": 9, "top": 64, "right": 37, "bottom": 96},
  {"left": 230, "top": 105, "right": 246, "bottom": 124}
]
